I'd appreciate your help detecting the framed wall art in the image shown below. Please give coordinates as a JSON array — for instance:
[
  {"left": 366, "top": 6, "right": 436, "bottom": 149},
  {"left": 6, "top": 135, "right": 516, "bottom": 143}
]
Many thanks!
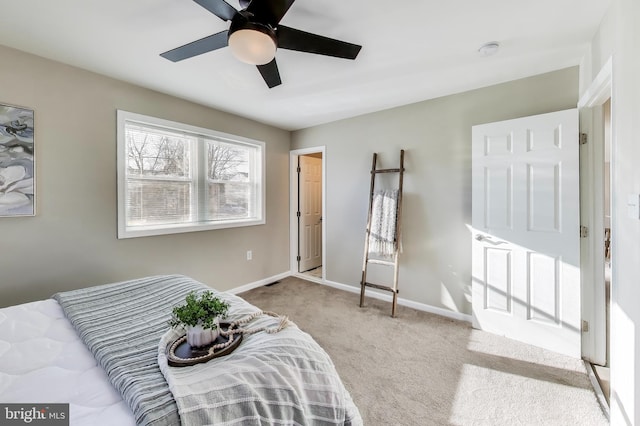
[{"left": 0, "top": 103, "right": 34, "bottom": 217}]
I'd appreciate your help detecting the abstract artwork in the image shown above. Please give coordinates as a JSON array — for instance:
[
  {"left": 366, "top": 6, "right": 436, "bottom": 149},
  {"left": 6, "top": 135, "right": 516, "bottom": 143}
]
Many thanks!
[{"left": 0, "top": 103, "right": 34, "bottom": 216}]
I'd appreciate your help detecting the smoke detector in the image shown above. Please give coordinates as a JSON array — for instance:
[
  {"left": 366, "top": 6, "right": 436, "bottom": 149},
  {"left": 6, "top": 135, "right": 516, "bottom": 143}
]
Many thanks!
[{"left": 478, "top": 41, "right": 500, "bottom": 57}]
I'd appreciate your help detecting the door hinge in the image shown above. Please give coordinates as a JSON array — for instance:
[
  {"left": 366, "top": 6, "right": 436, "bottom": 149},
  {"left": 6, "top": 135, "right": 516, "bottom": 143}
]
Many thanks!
[
  {"left": 580, "top": 133, "right": 588, "bottom": 145},
  {"left": 297, "top": 166, "right": 301, "bottom": 173},
  {"left": 580, "top": 225, "right": 589, "bottom": 238},
  {"left": 296, "top": 211, "right": 301, "bottom": 217},
  {"left": 582, "top": 320, "right": 589, "bottom": 332},
  {"left": 296, "top": 255, "right": 301, "bottom": 261}
]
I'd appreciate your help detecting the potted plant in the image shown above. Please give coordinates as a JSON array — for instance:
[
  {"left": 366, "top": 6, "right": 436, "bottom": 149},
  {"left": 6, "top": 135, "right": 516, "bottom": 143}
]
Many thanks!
[{"left": 169, "top": 291, "right": 230, "bottom": 348}]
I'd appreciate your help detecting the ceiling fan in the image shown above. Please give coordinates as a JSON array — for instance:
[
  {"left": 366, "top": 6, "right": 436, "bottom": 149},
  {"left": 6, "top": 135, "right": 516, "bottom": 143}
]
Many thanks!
[{"left": 160, "top": 0, "right": 362, "bottom": 88}]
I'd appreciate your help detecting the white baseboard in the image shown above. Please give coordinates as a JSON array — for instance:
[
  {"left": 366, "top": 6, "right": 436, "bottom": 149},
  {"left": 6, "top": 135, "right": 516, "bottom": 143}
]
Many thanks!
[
  {"left": 227, "top": 271, "right": 292, "bottom": 295},
  {"left": 322, "top": 278, "right": 472, "bottom": 323},
  {"left": 229, "top": 272, "right": 472, "bottom": 323}
]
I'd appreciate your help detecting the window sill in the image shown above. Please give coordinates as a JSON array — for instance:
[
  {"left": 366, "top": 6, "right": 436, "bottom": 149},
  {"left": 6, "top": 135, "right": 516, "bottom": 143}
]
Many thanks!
[{"left": 117, "top": 218, "right": 265, "bottom": 239}]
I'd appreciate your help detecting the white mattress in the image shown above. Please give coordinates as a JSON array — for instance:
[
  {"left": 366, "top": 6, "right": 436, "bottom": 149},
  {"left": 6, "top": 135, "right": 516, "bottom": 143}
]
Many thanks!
[{"left": 0, "top": 299, "right": 136, "bottom": 426}]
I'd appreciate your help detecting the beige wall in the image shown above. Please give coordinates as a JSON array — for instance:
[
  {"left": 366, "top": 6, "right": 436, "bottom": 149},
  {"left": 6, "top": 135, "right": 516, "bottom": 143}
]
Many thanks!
[
  {"left": 292, "top": 67, "right": 578, "bottom": 316},
  {"left": 584, "top": 0, "right": 640, "bottom": 424},
  {"left": 0, "top": 45, "right": 291, "bottom": 307}
]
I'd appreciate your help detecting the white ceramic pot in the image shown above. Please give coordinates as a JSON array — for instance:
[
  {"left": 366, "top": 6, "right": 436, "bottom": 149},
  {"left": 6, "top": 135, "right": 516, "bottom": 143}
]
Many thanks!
[{"left": 186, "top": 319, "right": 220, "bottom": 348}]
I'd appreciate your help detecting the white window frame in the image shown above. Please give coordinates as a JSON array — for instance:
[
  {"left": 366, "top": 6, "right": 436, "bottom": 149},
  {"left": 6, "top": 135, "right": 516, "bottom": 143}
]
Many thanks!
[{"left": 116, "top": 110, "right": 265, "bottom": 239}]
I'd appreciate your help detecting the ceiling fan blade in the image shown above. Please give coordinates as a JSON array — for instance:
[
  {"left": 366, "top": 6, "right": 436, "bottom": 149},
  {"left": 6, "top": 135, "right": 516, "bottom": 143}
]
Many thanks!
[
  {"left": 193, "top": 0, "right": 237, "bottom": 21},
  {"left": 277, "top": 26, "right": 361, "bottom": 59},
  {"left": 257, "top": 59, "right": 282, "bottom": 88},
  {"left": 247, "top": 0, "right": 295, "bottom": 26},
  {"left": 160, "top": 30, "right": 229, "bottom": 62}
]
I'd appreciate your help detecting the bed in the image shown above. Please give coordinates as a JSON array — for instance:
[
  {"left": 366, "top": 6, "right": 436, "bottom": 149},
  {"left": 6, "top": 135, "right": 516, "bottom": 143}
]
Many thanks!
[{"left": 0, "top": 275, "right": 361, "bottom": 425}]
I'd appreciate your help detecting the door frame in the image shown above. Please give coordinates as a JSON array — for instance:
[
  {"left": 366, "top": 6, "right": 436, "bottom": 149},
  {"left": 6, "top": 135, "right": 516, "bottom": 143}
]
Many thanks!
[
  {"left": 578, "top": 57, "right": 612, "bottom": 364},
  {"left": 290, "top": 146, "right": 326, "bottom": 281}
]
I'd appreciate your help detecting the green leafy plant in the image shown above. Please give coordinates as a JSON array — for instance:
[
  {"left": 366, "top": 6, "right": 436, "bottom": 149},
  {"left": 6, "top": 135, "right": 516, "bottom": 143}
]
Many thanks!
[{"left": 169, "top": 291, "right": 229, "bottom": 330}]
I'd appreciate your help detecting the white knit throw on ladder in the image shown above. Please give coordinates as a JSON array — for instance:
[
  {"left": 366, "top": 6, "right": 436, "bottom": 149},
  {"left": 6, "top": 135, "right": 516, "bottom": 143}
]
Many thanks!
[{"left": 368, "top": 189, "right": 398, "bottom": 258}]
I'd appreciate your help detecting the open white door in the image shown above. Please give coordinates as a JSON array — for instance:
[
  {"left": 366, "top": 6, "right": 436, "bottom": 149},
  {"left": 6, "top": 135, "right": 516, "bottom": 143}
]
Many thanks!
[
  {"left": 298, "top": 155, "right": 322, "bottom": 272},
  {"left": 471, "top": 109, "right": 581, "bottom": 358}
]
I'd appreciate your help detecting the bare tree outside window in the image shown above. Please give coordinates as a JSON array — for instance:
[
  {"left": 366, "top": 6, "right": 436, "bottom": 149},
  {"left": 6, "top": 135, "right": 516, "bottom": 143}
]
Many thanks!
[
  {"left": 127, "top": 129, "right": 189, "bottom": 177},
  {"left": 207, "top": 141, "right": 246, "bottom": 181}
]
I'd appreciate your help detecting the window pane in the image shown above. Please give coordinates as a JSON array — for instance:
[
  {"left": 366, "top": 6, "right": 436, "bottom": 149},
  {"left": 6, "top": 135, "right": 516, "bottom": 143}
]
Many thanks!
[
  {"left": 126, "top": 180, "right": 192, "bottom": 226},
  {"left": 126, "top": 125, "right": 191, "bottom": 178},
  {"left": 206, "top": 140, "right": 255, "bottom": 220},
  {"left": 207, "top": 140, "right": 250, "bottom": 182},
  {"left": 207, "top": 182, "right": 250, "bottom": 219}
]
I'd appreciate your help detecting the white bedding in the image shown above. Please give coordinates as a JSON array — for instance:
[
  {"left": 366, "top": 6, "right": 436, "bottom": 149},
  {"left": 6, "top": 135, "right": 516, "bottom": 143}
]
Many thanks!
[{"left": 0, "top": 299, "right": 135, "bottom": 426}]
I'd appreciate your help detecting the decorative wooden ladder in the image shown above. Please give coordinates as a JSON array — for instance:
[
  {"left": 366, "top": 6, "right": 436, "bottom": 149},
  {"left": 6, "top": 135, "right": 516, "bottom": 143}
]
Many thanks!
[{"left": 359, "top": 150, "right": 405, "bottom": 317}]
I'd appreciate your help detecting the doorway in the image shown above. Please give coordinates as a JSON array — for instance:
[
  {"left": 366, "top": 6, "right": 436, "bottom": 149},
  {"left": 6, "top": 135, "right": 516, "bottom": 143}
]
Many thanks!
[
  {"left": 289, "top": 147, "right": 326, "bottom": 281},
  {"left": 577, "top": 57, "right": 613, "bottom": 414},
  {"left": 592, "top": 97, "right": 612, "bottom": 404}
]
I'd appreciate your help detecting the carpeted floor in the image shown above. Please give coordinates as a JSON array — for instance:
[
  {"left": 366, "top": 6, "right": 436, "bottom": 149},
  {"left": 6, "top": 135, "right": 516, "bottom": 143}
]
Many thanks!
[{"left": 239, "top": 276, "right": 608, "bottom": 426}]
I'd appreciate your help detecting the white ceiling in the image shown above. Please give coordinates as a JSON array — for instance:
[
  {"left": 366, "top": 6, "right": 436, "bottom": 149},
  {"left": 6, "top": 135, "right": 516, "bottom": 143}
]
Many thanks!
[{"left": 0, "top": 0, "right": 610, "bottom": 130}]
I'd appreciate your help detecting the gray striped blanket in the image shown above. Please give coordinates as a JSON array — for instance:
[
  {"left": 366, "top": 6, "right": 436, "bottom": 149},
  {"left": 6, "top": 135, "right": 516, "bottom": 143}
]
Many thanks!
[{"left": 53, "top": 275, "right": 362, "bottom": 426}]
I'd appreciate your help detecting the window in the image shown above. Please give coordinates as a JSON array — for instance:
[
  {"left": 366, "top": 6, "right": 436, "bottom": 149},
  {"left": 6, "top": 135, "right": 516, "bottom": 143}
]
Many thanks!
[{"left": 117, "top": 110, "right": 265, "bottom": 238}]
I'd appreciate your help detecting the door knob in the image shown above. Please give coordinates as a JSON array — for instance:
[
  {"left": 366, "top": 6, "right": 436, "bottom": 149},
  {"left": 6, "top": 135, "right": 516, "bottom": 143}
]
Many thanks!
[{"left": 475, "top": 234, "right": 506, "bottom": 245}]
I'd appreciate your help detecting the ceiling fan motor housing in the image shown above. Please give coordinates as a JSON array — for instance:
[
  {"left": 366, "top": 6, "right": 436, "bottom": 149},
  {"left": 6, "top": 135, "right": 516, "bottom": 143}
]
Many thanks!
[{"left": 228, "top": 12, "right": 277, "bottom": 46}]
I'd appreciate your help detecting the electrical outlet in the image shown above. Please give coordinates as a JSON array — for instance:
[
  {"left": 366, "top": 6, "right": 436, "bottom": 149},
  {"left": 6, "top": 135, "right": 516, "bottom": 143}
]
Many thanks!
[{"left": 246, "top": 250, "right": 252, "bottom": 261}]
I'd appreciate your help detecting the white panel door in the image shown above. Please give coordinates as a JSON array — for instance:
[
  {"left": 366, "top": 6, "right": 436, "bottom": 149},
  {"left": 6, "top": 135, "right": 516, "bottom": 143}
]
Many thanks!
[
  {"left": 299, "top": 156, "right": 322, "bottom": 272},
  {"left": 472, "top": 109, "right": 581, "bottom": 358}
]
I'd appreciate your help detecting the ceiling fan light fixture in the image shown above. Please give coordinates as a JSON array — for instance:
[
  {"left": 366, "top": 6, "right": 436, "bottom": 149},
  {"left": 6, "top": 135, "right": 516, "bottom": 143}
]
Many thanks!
[{"left": 228, "top": 23, "right": 277, "bottom": 65}]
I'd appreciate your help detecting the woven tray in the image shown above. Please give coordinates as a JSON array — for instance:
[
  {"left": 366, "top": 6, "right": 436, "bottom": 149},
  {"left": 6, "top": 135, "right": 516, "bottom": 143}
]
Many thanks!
[{"left": 166, "top": 322, "right": 243, "bottom": 367}]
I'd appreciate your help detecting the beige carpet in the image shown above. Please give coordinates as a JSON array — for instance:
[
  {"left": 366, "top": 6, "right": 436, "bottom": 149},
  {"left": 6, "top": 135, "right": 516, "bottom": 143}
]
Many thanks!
[{"left": 240, "top": 276, "right": 607, "bottom": 426}]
